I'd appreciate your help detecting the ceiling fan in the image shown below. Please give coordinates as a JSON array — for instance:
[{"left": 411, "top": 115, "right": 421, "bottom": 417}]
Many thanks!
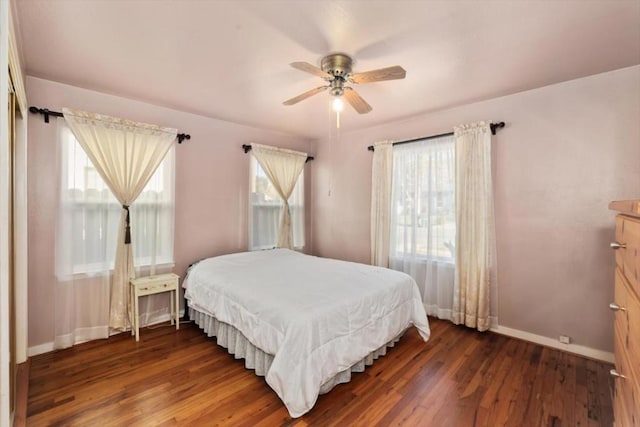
[{"left": 283, "top": 53, "right": 406, "bottom": 114}]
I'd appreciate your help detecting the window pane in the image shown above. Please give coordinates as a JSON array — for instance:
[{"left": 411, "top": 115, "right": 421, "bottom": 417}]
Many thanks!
[
  {"left": 249, "top": 156, "right": 305, "bottom": 250},
  {"left": 390, "top": 135, "right": 455, "bottom": 262},
  {"left": 57, "top": 125, "right": 175, "bottom": 277}
]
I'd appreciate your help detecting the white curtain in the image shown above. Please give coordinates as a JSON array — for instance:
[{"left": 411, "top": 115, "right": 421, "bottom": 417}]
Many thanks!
[
  {"left": 370, "top": 141, "right": 393, "bottom": 267},
  {"left": 54, "top": 122, "right": 110, "bottom": 348},
  {"left": 389, "top": 135, "right": 456, "bottom": 320},
  {"left": 249, "top": 156, "right": 305, "bottom": 250},
  {"left": 250, "top": 144, "right": 306, "bottom": 249},
  {"left": 62, "top": 108, "right": 176, "bottom": 330},
  {"left": 452, "top": 121, "right": 495, "bottom": 331},
  {"left": 54, "top": 122, "right": 175, "bottom": 348}
]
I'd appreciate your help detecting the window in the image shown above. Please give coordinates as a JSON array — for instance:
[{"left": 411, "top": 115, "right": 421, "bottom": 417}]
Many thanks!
[
  {"left": 390, "top": 135, "right": 455, "bottom": 263},
  {"left": 249, "top": 156, "right": 304, "bottom": 250},
  {"left": 56, "top": 124, "right": 175, "bottom": 277}
]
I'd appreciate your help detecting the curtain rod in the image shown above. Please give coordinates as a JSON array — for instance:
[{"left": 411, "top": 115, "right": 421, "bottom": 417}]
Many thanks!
[
  {"left": 242, "top": 144, "right": 315, "bottom": 163},
  {"left": 366, "top": 122, "right": 505, "bottom": 151},
  {"left": 29, "top": 106, "right": 191, "bottom": 144}
]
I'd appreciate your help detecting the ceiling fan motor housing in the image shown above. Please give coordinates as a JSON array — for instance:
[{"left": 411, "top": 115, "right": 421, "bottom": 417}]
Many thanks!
[
  {"left": 321, "top": 53, "right": 353, "bottom": 78},
  {"left": 322, "top": 53, "right": 352, "bottom": 96}
]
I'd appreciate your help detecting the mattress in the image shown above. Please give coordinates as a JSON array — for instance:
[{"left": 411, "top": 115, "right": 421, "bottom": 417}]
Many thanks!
[{"left": 183, "top": 249, "right": 430, "bottom": 417}]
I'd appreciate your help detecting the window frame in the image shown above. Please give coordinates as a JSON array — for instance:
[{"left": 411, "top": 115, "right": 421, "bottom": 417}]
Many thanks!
[
  {"left": 57, "top": 126, "right": 176, "bottom": 278},
  {"left": 248, "top": 156, "right": 305, "bottom": 251},
  {"left": 390, "top": 135, "right": 456, "bottom": 264}
]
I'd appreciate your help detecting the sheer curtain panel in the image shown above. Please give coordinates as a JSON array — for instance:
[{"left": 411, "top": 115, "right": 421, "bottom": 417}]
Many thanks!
[
  {"left": 62, "top": 108, "right": 177, "bottom": 330},
  {"left": 54, "top": 119, "right": 110, "bottom": 347},
  {"left": 55, "top": 122, "right": 175, "bottom": 347},
  {"left": 389, "top": 135, "right": 456, "bottom": 320},
  {"left": 250, "top": 144, "right": 306, "bottom": 249},
  {"left": 370, "top": 141, "right": 393, "bottom": 267},
  {"left": 452, "top": 122, "right": 495, "bottom": 331}
]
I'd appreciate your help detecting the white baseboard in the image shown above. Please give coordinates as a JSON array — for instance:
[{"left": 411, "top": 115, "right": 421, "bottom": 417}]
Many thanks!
[
  {"left": 490, "top": 324, "right": 614, "bottom": 363},
  {"left": 27, "top": 342, "right": 55, "bottom": 357},
  {"left": 139, "top": 308, "right": 186, "bottom": 328},
  {"left": 28, "top": 311, "right": 614, "bottom": 364},
  {"left": 28, "top": 309, "right": 185, "bottom": 357}
]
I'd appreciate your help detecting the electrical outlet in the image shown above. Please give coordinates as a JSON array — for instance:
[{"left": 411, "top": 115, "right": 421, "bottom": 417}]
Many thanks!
[{"left": 559, "top": 335, "right": 571, "bottom": 344}]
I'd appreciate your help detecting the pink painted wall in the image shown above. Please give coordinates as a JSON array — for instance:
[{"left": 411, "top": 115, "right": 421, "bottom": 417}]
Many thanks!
[
  {"left": 26, "top": 76, "right": 314, "bottom": 349},
  {"left": 312, "top": 66, "right": 640, "bottom": 352}
]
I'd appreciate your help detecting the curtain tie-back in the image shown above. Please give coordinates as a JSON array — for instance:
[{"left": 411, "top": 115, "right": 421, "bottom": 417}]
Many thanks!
[{"left": 123, "top": 205, "right": 131, "bottom": 244}]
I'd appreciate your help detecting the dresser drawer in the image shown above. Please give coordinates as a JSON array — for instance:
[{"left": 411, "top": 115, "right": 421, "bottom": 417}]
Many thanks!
[
  {"left": 613, "top": 393, "right": 630, "bottom": 427},
  {"left": 614, "top": 268, "right": 640, "bottom": 379},
  {"left": 615, "top": 215, "right": 640, "bottom": 294},
  {"left": 613, "top": 327, "right": 640, "bottom": 427},
  {"left": 611, "top": 203, "right": 640, "bottom": 426}
]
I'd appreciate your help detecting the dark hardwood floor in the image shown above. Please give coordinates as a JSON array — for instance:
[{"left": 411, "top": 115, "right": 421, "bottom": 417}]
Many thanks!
[{"left": 27, "top": 318, "right": 614, "bottom": 426}]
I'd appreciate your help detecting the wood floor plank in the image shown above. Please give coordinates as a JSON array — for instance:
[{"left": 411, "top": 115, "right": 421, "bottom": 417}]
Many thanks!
[
  {"left": 482, "top": 338, "right": 528, "bottom": 426},
  {"left": 27, "top": 318, "right": 614, "bottom": 426},
  {"left": 504, "top": 343, "right": 542, "bottom": 427},
  {"left": 576, "top": 356, "right": 591, "bottom": 427}
]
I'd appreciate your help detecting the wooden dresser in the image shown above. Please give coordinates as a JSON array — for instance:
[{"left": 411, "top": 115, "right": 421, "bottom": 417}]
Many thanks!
[{"left": 610, "top": 200, "right": 640, "bottom": 426}]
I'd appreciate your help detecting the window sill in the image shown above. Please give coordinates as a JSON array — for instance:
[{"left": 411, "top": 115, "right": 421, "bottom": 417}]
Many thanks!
[
  {"left": 389, "top": 255, "right": 455, "bottom": 266},
  {"left": 58, "top": 260, "right": 176, "bottom": 281},
  {"left": 249, "top": 246, "right": 305, "bottom": 252}
]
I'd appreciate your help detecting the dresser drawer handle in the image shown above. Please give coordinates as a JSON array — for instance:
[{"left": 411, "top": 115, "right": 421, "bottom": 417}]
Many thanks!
[
  {"left": 609, "top": 303, "right": 626, "bottom": 312},
  {"left": 610, "top": 242, "right": 626, "bottom": 250},
  {"left": 610, "top": 369, "right": 627, "bottom": 379}
]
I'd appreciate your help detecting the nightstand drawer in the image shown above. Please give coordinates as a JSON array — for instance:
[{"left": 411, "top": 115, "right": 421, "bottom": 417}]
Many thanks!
[{"left": 136, "top": 280, "right": 177, "bottom": 296}]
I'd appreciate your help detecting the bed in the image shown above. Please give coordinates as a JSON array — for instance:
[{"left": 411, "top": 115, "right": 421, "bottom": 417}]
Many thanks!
[{"left": 183, "top": 249, "right": 430, "bottom": 418}]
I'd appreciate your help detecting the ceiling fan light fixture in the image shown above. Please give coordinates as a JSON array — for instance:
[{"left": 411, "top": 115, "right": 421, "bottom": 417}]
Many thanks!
[{"left": 332, "top": 96, "right": 344, "bottom": 112}]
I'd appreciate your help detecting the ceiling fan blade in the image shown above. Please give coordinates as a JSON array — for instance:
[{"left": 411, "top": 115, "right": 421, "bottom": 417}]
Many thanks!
[
  {"left": 290, "top": 62, "right": 332, "bottom": 79},
  {"left": 349, "top": 65, "right": 406, "bottom": 84},
  {"left": 283, "top": 86, "right": 328, "bottom": 106},
  {"left": 343, "top": 87, "right": 372, "bottom": 114}
]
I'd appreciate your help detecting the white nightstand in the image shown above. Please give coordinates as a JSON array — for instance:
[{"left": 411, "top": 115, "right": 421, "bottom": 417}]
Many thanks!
[{"left": 130, "top": 273, "right": 180, "bottom": 342}]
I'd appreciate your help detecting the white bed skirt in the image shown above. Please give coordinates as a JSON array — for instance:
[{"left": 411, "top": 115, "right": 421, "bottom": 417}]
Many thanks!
[{"left": 189, "top": 306, "right": 403, "bottom": 395}]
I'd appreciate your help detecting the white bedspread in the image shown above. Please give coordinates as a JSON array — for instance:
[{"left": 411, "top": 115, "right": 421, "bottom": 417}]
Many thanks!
[{"left": 183, "top": 249, "right": 430, "bottom": 418}]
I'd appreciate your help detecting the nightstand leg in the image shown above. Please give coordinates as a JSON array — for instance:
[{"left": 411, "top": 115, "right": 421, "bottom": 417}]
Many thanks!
[
  {"left": 134, "top": 289, "right": 140, "bottom": 342},
  {"left": 170, "top": 289, "right": 175, "bottom": 326},
  {"left": 130, "top": 285, "right": 134, "bottom": 336},
  {"left": 175, "top": 288, "right": 180, "bottom": 330}
]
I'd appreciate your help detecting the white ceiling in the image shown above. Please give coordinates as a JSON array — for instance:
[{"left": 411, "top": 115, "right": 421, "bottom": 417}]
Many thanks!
[{"left": 15, "top": 0, "right": 640, "bottom": 139}]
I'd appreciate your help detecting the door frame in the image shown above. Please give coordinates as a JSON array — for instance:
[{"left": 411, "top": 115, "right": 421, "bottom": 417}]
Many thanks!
[{"left": 1, "top": 1, "right": 28, "bottom": 425}]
